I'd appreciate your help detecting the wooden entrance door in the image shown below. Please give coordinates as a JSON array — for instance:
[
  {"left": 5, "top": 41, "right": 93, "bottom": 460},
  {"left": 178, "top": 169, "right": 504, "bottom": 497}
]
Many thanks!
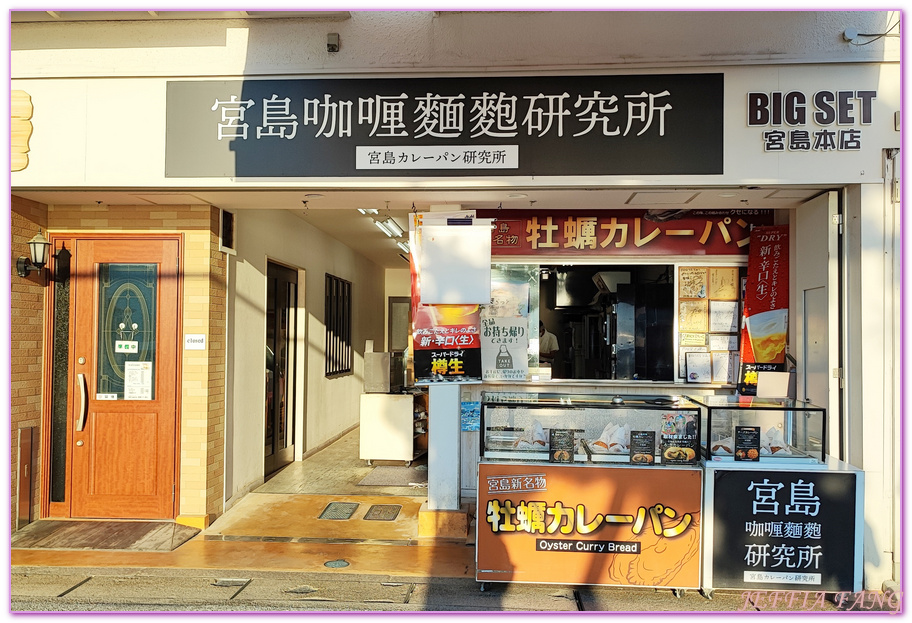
[{"left": 70, "top": 238, "right": 179, "bottom": 518}]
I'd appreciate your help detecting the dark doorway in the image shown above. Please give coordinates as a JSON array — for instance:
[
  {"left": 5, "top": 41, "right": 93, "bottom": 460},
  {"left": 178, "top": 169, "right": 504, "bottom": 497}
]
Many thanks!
[
  {"left": 388, "top": 296, "right": 411, "bottom": 390},
  {"left": 265, "top": 262, "right": 298, "bottom": 476}
]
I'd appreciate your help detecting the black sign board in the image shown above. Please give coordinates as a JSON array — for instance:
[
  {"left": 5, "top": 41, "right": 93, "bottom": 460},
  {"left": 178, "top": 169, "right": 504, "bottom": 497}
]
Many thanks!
[
  {"left": 413, "top": 349, "right": 481, "bottom": 384},
  {"left": 166, "top": 74, "right": 723, "bottom": 178},
  {"left": 630, "top": 430, "right": 656, "bottom": 465},
  {"left": 712, "top": 470, "right": 858, "bottom": 591},
  {"left": 734, "top": 426, "right": 761, "bottom": 461},
  {"left": 549, "top": 429, "right": 575, "bottom": 463}
]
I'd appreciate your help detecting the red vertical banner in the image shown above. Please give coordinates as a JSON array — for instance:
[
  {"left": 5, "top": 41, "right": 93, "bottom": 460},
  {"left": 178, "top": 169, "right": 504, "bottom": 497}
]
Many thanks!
[{"left": 738, "top": 225, "right": 789, "bottom": 395}]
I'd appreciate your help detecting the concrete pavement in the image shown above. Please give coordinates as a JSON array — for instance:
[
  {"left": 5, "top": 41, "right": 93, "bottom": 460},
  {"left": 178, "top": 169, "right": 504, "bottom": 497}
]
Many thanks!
[{"left": 12, "top": 564, "right": 870, "bottom": 613}]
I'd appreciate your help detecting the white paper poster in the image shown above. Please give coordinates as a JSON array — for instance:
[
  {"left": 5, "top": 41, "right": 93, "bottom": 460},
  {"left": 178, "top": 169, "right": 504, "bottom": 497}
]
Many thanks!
[
  {"left": 711, "top": 351, "right": 735, "bottom": 383},
  {"left": 124, "top": 361, "right": 153, "bottom": 400},
  {"left": 709, "top": 300, "right": 740, "bottom": 333},
  {"left": 482, "top": 282, "right": 530, "bottom": 318},
  {"left": 481, "top": 317, "right": 529, "bottom": 381},
  {"left": 685, "top": 352, "right": 713, "bottom": 383},
  {"left": 417, "top": 223, "right": 492, "bottom": 304},
  {"left": 678, "top": 346, "right": 707, "bottom": 378},
  {"left": 708, "top": 333, "right": 739, "bottom": 352}
]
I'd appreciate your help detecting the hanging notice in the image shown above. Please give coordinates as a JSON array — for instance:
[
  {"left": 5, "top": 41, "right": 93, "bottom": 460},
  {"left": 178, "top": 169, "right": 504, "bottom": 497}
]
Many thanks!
[
  {"left": 124, "top": 361, "right": 153, "bottom": 400},
  {"left": 738, "top": 226, "right": 790, "bottom": 395},
  {"left": 481, "top": 317, "right": 530, "bottom": 381}
]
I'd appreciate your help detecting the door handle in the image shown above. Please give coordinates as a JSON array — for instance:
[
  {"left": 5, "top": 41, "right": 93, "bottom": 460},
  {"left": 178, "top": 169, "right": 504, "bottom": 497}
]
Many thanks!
[{"left": 76, "top": 373, "right": 88, "bottom": 432}]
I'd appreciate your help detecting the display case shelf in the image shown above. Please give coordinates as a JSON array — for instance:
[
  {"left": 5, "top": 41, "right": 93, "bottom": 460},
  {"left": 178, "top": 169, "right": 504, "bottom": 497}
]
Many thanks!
[
  {"left": 689, "top": 394, "right": 825, "bottom": 464},
  {"left": 480, "top": 392, "right": 701, "bottom": 467}
]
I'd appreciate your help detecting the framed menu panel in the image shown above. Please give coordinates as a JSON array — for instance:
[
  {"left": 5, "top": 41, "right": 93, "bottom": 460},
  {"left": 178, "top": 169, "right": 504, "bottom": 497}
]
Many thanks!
[
  {"left": 680, "top": 333, "right": 707, "bottom": 347},
  {"left": 685, "top": 352, "right": 712, "bottom": 383},
  {"left": 679, "top": 299, "right": 709, "bottom": 332},
  {"left": 709, "top": 300, "right": 739, "bottom": 333},
  {"left": 711, "top": 351, "right": 736, "bottom": 384},
  {"left": 708, "top": 267, "right": 739, "bottom": 300},
  {"left": 676, "top": 265, "right": 743, "bottom": 384},
  {"left": 678, "top": 267, "right": 708, "bottom": 299},
  {"left": 708, "top": 334, "right": 739, "bottom": 352}
]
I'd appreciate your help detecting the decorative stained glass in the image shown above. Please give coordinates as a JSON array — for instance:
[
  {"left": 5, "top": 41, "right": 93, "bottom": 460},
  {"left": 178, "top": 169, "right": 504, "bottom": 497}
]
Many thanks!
[{"left": 96, "top": 264, "right": 157, "bottom": 400}]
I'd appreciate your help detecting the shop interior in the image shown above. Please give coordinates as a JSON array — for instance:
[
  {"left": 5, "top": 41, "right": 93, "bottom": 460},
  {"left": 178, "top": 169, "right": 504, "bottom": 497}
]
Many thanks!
[{"left": 539, "top": 263, "right": 675, "bottom": 381}]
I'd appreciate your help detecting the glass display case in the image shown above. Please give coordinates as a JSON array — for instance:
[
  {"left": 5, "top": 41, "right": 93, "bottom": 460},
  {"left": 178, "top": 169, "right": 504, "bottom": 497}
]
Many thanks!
[
  {"left": 480, "top": 392, "right": 701, "bottom": 466},
  {"left": 689, "top": 395, "right": 825, "bottom": 464}
]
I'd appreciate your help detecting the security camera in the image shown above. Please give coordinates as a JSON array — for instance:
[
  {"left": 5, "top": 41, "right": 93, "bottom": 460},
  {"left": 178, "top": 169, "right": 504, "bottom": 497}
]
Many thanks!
[{"left": 327, "top": 33, "right": 340, "bottom": 53}]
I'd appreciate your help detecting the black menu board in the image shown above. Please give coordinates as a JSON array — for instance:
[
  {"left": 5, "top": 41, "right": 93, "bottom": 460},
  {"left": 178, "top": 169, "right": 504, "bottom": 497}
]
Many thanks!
[
  {"left": 630, "top": 430, "right": 656, "bottom": 465},
  {"left": 549, "top": 429, "right": 574, "bottom": 463},
  {"left": 734, "top": 426, "right": 761, "bottom": 461}
]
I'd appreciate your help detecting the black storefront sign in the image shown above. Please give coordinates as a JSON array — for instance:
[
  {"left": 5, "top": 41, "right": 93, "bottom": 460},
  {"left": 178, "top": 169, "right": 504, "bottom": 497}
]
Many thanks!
[
  {"left": 712, "top": 470, "right": 857, "bottom": 591},
  {"left": 165, "top": 74, "right": 723, "bottom": 178},
  {"left": 413, "top": 348, "right": 482, "bottom": 384}
]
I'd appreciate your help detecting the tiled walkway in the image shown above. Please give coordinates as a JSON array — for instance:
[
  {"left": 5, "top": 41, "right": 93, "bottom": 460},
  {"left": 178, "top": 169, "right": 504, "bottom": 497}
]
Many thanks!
[{"left": 13, "top": 428, "right": 474, "bottom": 578}]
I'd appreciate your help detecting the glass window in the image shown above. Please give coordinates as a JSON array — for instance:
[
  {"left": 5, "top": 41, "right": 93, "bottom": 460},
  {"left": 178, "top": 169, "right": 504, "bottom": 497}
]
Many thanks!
[
  {"left": 96, "top": 263, "right": 158, "bottom": 400},
  {"left": 325, "top": 273, "right": 352, "bottom": 377}
]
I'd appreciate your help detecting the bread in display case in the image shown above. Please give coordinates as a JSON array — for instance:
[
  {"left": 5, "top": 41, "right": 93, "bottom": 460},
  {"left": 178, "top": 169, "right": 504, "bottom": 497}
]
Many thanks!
[
  {"left": 480, "top": 392, "right": 701, "bottom": 466},
  {"left": 689, "top": 395, "right": 825, "bottom": 464}
]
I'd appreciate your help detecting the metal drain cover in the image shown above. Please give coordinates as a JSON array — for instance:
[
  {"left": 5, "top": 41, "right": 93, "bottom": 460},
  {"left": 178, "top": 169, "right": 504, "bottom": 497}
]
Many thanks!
[
  {"left": 363, "top": 504, "right": 402, "bottom": 521},
  {"left": 318, "top": 502, "right": 360, "bottom": 520},
  {"left": 324, "top": 559, "right": 350, "bottom": 568}
]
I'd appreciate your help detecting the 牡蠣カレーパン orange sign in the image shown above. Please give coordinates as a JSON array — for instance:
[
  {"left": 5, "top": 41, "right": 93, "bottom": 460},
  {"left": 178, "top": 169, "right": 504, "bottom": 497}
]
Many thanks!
[{"left": 476, "top": 462, "right": 702, "bottom": 588}]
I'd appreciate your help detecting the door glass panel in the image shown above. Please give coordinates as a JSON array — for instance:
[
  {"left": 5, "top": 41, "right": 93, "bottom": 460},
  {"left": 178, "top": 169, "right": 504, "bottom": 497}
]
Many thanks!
[
  {"left": 279, "top": 281, "right": 297, "bottom": 452},
  {"left": 50, "top": 264, "right": 71, "bottom": 502},
  {"left": 96, "top": 263, "right": 158, "bottom": 400},
  {"left": 265, "top": 275, "right": 276, "bottom": 458},
  {"left": 388, "top": 297, "right": 410, "bottom": 352},
  {"left": 265, "top": 262, "right": 298, "bottom": 475}
]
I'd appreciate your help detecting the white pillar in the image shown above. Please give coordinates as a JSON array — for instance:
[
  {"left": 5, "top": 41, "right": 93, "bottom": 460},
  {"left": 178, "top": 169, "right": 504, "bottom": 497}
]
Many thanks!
[
  {"left": 844, "top": 182, "right": 899, "bottom": 589},
  {"left": 427, "top": 383, "right": 461, "bottom": 510}
]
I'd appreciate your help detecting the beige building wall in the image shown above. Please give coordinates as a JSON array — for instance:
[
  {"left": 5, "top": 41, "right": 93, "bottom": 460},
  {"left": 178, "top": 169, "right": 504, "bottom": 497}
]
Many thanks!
[
  {"left": 10, "top": 195, "right": 48, "bottom": 530},
  {"left": 224, "top": 208, "right": 387, "bottom": 505}
]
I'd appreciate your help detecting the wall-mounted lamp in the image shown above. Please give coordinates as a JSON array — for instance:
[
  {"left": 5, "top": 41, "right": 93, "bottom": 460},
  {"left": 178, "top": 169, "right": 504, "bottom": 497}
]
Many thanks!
[
  {"left": 16, "top": 230, "right": 51, "bottom": 277},
  {"left": 374, "top": 217, "right": 405, "bottom": 238}
]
